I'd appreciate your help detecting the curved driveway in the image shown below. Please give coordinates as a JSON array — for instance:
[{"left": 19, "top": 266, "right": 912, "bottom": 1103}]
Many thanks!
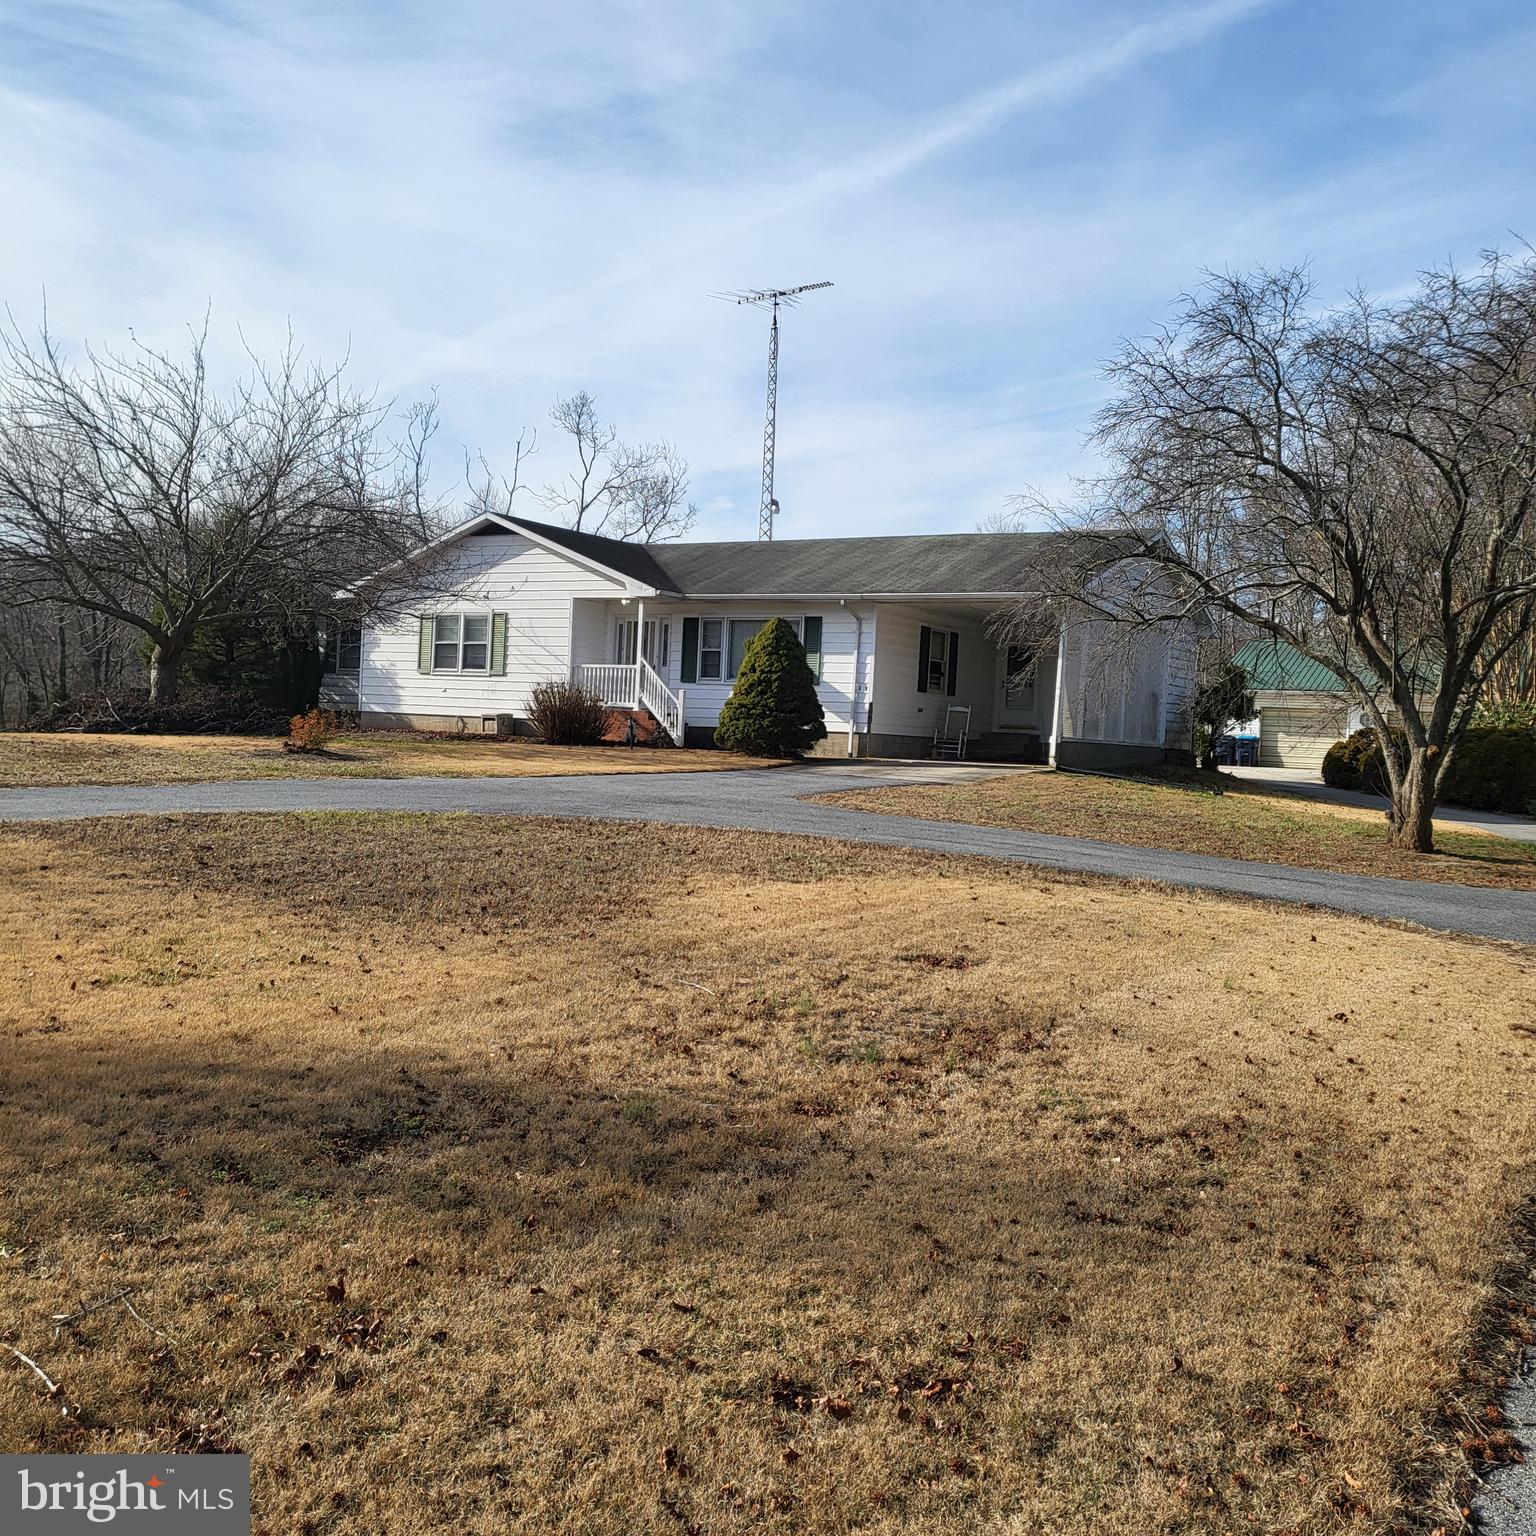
[{"left": 0, "top": 763, "right": 1531, "bottom": 945}]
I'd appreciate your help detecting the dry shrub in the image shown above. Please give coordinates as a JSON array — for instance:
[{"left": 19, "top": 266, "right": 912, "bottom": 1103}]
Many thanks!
[
  {"left": 285, "top": 707, "right": 340, "bottom": 752},
  {"left": 526, "top": 680, "right": 610, "bottom": 745}
]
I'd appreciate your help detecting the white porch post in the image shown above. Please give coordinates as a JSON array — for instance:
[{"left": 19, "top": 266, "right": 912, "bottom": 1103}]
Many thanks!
[{"left": 634, "top": 597, "right": 645, "bottom": 704}]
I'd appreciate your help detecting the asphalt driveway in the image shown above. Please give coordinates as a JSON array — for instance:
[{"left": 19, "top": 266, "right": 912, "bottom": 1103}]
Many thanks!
[
  {"left": 1, "top": 763, "right": 1532, "bottom": 944},
  {"left": 1223, "top": 763, "right": 1536, "bottom": 844}
]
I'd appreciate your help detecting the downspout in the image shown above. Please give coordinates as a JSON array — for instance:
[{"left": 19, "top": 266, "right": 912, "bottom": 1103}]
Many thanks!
[
  {"left": 1156, "top": 627, "right": 1172, "bottom": 754},
  {"left": 355, "top": 622, "right": 366, "bottom": 723}
]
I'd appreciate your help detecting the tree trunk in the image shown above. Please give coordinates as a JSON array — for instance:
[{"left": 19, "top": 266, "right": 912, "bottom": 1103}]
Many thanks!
[
  {"left": 1386, "top": 747, "right": 1437, "bottom": 853},
  {"left": 278, "top": 638, "right": 325, "bottom": 715},
  {"left": 53, "top": 614, "right": 69, "bottom": 703},
  {"left": 147, "top": 642, "right": 183, "bottom": 702}
]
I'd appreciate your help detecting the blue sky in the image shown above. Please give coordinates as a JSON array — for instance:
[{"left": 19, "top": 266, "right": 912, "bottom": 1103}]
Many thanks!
[{"left": 1, "top": 0, "right": 1532, "bottom": 540}]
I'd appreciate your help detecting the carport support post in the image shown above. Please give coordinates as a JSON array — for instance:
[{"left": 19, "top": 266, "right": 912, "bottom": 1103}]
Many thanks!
[{"left": 1047, "top": 626, "right": 1067, "bottom": 768}]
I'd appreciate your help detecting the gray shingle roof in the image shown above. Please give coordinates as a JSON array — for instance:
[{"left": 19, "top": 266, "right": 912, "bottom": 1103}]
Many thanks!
[
  {"left": 510, "top": 517, "right": 1063, "bottom": 597},
  {"left": 506, "top": 516, "right": 679, "bottom": 591}
]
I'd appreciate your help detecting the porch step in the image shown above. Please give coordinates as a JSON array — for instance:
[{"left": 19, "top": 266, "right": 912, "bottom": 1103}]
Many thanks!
[
  {"left": 600, "top": 707, "right": 667, "bottom": 745},
  {"left": 967, "top": 733, "right": 1046, "bottom": 765}
]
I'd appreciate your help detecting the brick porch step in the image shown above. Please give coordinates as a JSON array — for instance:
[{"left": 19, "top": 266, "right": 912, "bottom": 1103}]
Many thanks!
[{"left": 599, "top": 707, "right": 665, "bottom": 745}]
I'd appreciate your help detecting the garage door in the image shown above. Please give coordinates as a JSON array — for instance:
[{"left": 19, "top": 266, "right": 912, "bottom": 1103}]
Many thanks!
[{"left": 1258, "top": 706, "right": 1347, "bottom": 770}]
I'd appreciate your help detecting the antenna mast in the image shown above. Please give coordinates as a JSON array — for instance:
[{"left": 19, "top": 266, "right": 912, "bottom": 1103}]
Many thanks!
[{"left": 717, "top": 281, "right": 833, "bottom": 540}]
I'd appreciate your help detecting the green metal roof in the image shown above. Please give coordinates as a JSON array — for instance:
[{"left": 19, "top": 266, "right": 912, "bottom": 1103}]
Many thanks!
[{"left": 1232, "top": 639, "right": 1350, "bottom": 693}]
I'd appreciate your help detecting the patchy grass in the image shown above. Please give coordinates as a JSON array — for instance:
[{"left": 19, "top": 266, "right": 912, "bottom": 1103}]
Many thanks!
[
  {"left": 1, "top": 814, "right": 1534, "bottom": 1535},
  {"left": 0, "top": 731, "right": 783, "bottom": 788},
  {"left": 813, "top": 768, "right": 1536, "bottom": 891}
]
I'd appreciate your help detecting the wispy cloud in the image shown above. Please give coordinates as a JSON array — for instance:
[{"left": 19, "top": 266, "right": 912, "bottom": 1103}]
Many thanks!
[
  {"left": 0, "top": 0, "right": 1529, "bottom": 539},
  {"left": 766, "top": 0, "right": 1280, "bottom": 216}
]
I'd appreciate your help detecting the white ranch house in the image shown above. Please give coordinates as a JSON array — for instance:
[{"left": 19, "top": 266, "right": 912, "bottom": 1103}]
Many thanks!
[{"left": 324, "top": 513, "right": 1196, "bottom": 767}]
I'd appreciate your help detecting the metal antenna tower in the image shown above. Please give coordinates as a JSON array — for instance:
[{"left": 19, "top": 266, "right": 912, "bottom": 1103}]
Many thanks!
[{"left": 716, "top": 281, "right": 833, "bottom": 540}]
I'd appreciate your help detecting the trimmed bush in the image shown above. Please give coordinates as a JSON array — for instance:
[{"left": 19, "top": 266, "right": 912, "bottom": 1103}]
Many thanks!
[
  {"left": 1441, "top": 726, "right": 1536, "bottom": 814},
  {"left": 526, "top": 680, "right": 610, "bottom": 746},
  {"left": 1474, "top": 700, "right": 1536, "bottom": 732},
  {"left": 1322, "top": 724, "right": 1536, "bottom": 814},
  {"left": 1321, "top": 729, "right": 1390, "bottom": 794},
  {"left": 714, "top": 618, "right": 826, "bottom": 756}
]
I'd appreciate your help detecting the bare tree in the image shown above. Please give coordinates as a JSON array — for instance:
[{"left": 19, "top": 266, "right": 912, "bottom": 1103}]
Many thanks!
[
  {"left": 0, "top": 601, "right": 135, "bottom": 725},
  {"left": 0, "top": 318, "right": 438, "bottom": 701},
  {"left": 463, "top": 425, "right": 536, "bottom": 522},
  {"left": 537, "top": 390, "right": 695, "bottom": 541},
  {"left": 1049, "top": 253, "right": 1536, "bottom": 851},
  {"left": 1482, "top": 607, "right": 1536, "bottom": 707}
]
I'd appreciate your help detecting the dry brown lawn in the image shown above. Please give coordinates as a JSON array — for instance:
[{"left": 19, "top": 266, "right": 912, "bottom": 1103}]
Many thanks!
[
  {"left": 0, "top": 731, "right": 782, "bottom": 788},
  {"left": 814, "top": 768, "right": 1536, "bottom": 892},
  {"left": 1, "top": 814, "right": 1533, "bottom": 1535}
]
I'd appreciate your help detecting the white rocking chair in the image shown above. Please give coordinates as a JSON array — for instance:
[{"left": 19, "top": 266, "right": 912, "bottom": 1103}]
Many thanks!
[{"left": 931, "top": 704, "right": 971, "bottom": 760}]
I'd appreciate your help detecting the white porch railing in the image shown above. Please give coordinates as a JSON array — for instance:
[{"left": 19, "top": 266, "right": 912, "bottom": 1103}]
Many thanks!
[
  {"left": 637, "top": 658, "right": 685, "bottom": 742},
  {"left": 578, "top": 660, "right": 685, "bottom": 742},
  {"left": 579, "top": 663, "right": 639, "bottom": 707}
]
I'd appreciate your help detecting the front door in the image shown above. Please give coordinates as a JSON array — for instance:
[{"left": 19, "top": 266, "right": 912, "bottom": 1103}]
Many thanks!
[
  {"left": 614, "top": 620, "right": 638, "bottom": 665},
  {"left": 614, "top": 619, "right": 670, "bottom": 671},
  {"left": 995, "top": 645, "right": 1037, "bottom": 729},
  {"left": 643, "top": 619, "right": 670, "bottom": 672}
]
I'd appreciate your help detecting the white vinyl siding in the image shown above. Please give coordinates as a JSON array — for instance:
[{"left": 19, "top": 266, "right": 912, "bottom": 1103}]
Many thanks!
[
  {"left": 1051, "top": 620, "right": 1184, "bottom": 748},
  {"left": 867, "top": 604, "right": 993, "bottom": 739},
  {"left": 357, "top": 532, "right": 627, "bottom": 721}
]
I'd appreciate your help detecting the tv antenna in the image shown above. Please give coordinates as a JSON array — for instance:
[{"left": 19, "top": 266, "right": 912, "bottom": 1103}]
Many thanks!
[{"left": 716, "top": 281, "right": 833, "bottom": 540}]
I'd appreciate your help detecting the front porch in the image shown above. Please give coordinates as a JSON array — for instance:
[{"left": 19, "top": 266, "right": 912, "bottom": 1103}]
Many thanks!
[
  {"left": 575, "top": 659, "right": 686, "bottom": 742},
  {"left": 570, "top": 594, "right": 1054, "bottom": 761}
]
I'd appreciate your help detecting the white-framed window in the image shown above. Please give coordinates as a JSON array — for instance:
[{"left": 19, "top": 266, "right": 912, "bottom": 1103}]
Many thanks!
[
  {"left": 1003, "top": 644, "right": 1036, "bottom": 708},
  {"left": 698, "top": 618, "right": 724, "bottom": 680},
  {"left": 727, "top": 617, "right": 802, "bottom": 679},
  {"left": 685, "top": 614, "right": 823, "bottom": 683},
  {"left": 432, "top": 612, "right": 490, "bottom": 673},
  {"left": 323, "top": 624, "right": 362, "bottom": 675},
  {"left": 927, "top": 628, "right": 951, "bottom": 691}
]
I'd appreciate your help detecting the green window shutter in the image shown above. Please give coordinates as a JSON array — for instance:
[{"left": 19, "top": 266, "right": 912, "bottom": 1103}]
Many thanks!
[
  {"left": 916, "top": 625, "right": 931, "bottom": 693},
  {"left": 417, "top": 617, "right": 433, "bottom": 674},
  {"left": 946, "top": 632, "right": 960, "bottom": 697},
  {"left": 802, "top": 615, "right": 823, "bottom": 681},
  {"left": 680, "top": 617, "right": 699, "bottom": 684},
  {"left": 490, "top": 612, "right": 508, "bottom": 676}
]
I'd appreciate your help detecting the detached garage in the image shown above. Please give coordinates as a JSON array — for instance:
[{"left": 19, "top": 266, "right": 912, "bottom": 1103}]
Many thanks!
[
  {"left": 1257, "top": 704, "right": 1349, "bottom": 770},
  {"left": 1234, "top": 639, "right": 1357, "bottom": 774}
]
